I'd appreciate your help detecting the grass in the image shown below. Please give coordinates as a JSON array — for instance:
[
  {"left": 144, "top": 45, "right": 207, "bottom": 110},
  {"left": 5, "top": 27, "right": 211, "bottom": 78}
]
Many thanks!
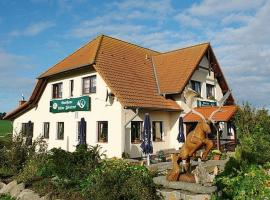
[
  {"left": 0, "top": 194, "right": 15, "bottom": 200},
  {"left": 0, "top": 120, "right": 12, "bottom": 136}
]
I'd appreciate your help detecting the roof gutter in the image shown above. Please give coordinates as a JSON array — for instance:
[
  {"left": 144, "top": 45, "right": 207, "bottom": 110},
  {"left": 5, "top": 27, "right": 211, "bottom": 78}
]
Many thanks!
[{"left": 124, "top": 107, "right": 139, "bottom": 127}]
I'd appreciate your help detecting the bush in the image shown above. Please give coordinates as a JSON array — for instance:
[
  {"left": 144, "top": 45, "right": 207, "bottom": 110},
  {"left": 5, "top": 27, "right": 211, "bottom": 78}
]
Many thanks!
[
  {"left": 40, "top": 145, "right": 104, "bottom": 188},
  {"left": 0, "top": 194, "right": 15, "bottom": 200},
  {"left": 81, "top": 159, "right": 161, "bottom": 200},
  {"left": 216, "top": 165, "right": 270, "bottom": 199},
  {"left": 234, "top": 103, "right": 270, "bottom": 164}
]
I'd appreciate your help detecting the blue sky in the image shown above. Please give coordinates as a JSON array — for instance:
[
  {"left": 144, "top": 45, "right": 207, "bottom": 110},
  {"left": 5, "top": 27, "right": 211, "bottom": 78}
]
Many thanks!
[{"left": 0, "top": 0, "right": 270, "bottom": 112}]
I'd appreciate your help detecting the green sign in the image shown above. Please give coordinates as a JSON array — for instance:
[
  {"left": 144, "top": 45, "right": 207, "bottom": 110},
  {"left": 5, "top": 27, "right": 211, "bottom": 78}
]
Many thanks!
[
  {"left": 50, "top": 96, "right": 90, "bottom": 113},
  {"left": 197, "top": 100, "right": 217, "bottom": 107}
]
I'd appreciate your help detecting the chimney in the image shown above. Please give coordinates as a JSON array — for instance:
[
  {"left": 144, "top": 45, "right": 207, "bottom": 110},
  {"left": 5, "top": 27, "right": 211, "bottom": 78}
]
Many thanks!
[{"left": 19, "top": 100, "right": 27, "bottom": 106}]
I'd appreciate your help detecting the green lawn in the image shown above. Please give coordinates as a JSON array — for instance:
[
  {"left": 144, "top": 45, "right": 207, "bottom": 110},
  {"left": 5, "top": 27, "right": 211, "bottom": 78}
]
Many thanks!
[{"left": 0, "top": 120, "right": 12, "bottom": 136}]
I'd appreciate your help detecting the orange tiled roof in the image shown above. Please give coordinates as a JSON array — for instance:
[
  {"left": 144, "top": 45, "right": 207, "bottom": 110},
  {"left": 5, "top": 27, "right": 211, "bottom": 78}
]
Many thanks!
[
  {"left": 183, "top": 105, "right": 238, "bottom": 122},
  {"left": 153, "top": 43, "right": 209, "bottom": 94},
  {"left": 39, "top": 36, "right": 102, "bottom": 78},
  {"left": 93, "top": 36, "right": 180, "bottom": 110},
  {"left": 6, "top": 35, "right": 236, "bottom": 119}
]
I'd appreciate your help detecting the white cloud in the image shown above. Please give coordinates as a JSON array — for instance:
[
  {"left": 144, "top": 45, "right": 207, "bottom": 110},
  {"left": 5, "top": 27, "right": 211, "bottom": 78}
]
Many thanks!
[
  {"left": 187, "top": 0, "right": 266, "bottom": 17},
  {"left": 10, "top": 21, "right": 55, "bottom": 37},
  {"left": 0, "top": 50, "right": 35, "bottom": 111}
]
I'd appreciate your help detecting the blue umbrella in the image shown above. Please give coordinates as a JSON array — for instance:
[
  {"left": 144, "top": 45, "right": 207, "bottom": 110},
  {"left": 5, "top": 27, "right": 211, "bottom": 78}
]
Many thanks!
[
  {"left": 140, "top": 113, "right": 153, "bottom": 165},
  {"left": 177, "top": 117, "right": 185, "bottom": 143},
  {"left": 79, "top": 118, "right": 87, "bottom": 145}
]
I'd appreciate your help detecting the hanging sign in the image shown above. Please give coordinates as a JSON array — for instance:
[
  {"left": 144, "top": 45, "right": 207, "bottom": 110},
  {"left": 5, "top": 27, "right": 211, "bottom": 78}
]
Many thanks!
[
  {"left": 50, "top": 96, "right": 90, "bottom": 113},
  {"left": 197, "top": 100, "right": 217, "bottom": 107}
]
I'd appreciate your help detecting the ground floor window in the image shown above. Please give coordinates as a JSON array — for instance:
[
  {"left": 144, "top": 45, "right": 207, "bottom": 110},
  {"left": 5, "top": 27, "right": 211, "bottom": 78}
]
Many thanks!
[
  {"left": 97, "top": 121, "right": 108, "bottom": 143},
  {"left": 21, "top": 122, "right": 34, "bottom": 137},
  {"left": 21, "top": 123, "right": 27, "bottom": 136},
  {"left": 43, "top": 122, "right": 50, "bottom": 139},
  {"left": 131, "top": 121, "right": 143, "bottom": 143},
  {"left": 227, "top": 122, "right": 234, "bottom": 136},
  {"left": 57, "top": 122, "right": 64, "bottom": 140},
  {"left": 152, "top": 121, "right": 163, "bottom": 142}
]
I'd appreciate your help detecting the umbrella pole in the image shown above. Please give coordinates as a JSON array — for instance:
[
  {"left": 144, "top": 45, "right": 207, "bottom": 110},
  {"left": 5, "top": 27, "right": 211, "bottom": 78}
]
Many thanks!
[{"left": 147, "top": 154, "right": 150, "bottom": 166}]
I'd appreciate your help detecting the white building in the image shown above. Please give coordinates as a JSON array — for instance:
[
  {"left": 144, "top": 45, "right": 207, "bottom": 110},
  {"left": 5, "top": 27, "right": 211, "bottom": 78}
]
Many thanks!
[{"left": 5, "top": 35, "right": 237, "bottom": 158}]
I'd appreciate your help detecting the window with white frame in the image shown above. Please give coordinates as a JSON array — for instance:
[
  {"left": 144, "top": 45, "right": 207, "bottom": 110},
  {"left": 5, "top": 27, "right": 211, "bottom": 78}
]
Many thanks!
[
  {"left": 131, "top": 121, "right": 143, "bottom": 143},
  {"left": 70, "top": 80, "right": 74, "bottom": 97},
  {"left": 97, "top": 121, "right": 108, "bottom": 142},
  {"left": 43, "top": 122, "right": 50, "bottom": 139},
  {"left": 206, "top": 84, "right": 215, "bottom": 99},
  {"left": 82, "top": 75, "right": 96, "bottom": 94},
  {"left": 191, "top": 80, "right": 201, "bottom": 95},
  {"left": 152, "top": 121, "right": 163, "bottom": 142},
  {"left": 57, "top": 122, "right": 64, "bottom": 140},
  {"left": 52, "top": 82, "right": 63, "bottom": 99}
]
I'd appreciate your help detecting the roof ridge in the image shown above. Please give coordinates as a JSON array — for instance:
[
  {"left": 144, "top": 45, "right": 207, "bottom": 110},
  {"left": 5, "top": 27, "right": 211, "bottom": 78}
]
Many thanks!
[
  {"left": 102, "top": 34, "right": 160, "bottom": 54},
  {"left": 158, "top": 42, "right": 210, "bottom": 56},
  {"left": 38, "top": 34, "right": 102, "bottom": 79}
]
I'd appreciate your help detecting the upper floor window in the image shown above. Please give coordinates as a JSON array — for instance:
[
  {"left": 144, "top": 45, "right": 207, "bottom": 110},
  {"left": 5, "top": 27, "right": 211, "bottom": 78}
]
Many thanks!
[
  {"left": 82, "top": 75, "right": 96, "bottom": 94},
  {"left": 70, "top": 80, "right": 74, "bottom": 97},
  {"left": 57, "top": 122, "right": 64, "bottom": 140},
  {"left": 191, "top": 80, "right": 201, "bottom": 95},
  {"left": 43, "top": 122, "right": 50, "bottom": 139},
  {"left": 97, "top": 121, "right": 108, "bottom": 143},
  {"left": 152, "top": 121, "right": 163, "bottom": 142},
  {"left": 131, "top": 121, "right": 143, "bottom": 143},
  {"left": 52, "top": 83, "right": 63, "bottom": 99},
  {"left": 206, "top": 84, "right": 215, "bottom": 99}
]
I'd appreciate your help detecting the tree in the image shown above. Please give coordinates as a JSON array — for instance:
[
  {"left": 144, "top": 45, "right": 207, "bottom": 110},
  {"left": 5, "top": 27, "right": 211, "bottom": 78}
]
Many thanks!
[{"left": 0, "top": 112, "right": 6, "bottom": 120}]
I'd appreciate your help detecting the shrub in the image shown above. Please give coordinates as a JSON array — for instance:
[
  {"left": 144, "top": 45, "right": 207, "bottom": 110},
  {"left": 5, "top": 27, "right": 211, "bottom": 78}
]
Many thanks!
[
  {"left": 234, "top": 103, "right": 270, "bottom": 164},
  {"left": 0, "top": 194, "right": 15, "bottom": 200},
  {"left": 216, "top": 165, "right": 270, "bottom": 199},
  {"left": 81, "top": 159, "right": 162, "bottom": 200},
  {"left": 40, "top": 145, "right": 104, "bottom": 188}
]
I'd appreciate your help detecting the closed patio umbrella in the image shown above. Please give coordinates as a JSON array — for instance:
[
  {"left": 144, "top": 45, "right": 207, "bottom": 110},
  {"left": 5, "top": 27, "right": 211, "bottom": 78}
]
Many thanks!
[
  {"left": 177, "top": 117, "right": 185, "bottom": 143},
  {"left": 140, "top": 113, "right": 153, "bottom": 165},
  {"left": 79, "top": 118, "right": 87, "bottom": 145}
]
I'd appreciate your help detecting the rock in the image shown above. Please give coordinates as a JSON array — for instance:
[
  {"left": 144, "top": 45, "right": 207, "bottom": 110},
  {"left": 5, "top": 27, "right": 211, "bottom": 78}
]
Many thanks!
[
  {"left": 0, "top": 180, "right": 17, "bottom": 194},
  {"left": 0, "top": 182, "right": 6, "bottom": 190},
  {"left": 16, "top": 189, "right": 41, "bottom": 200},
  {"left": 153, "top": 176, "right": 217, "bottom": 194},
  {"left": 40, "top": 192, "right": 52, "bottom": 200},
  {"left": 10, "top": 182, "right": 25, "bottom": 198},
  {"left": 192, "top": 164, "right": 215, "bottom": 186},
  {"left": 158, "top": 189, "right": 211, "bottom": 200}
]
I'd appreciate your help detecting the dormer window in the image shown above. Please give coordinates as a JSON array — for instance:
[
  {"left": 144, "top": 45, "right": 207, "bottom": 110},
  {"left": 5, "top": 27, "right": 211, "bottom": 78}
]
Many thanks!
[
  {"left": 191, "top": 80, "right": 201, "bottom": 95},
  {"left": 52, "top": 83, "right": 63, "bottom": 99},
  {"left": 82, "top": 75, "right": 96, "bottom": 94}
]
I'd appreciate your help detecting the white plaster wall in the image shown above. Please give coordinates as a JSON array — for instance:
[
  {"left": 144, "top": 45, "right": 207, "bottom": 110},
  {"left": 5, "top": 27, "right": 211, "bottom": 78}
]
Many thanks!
[
  {"left": 13, "top": 71, "right": 123, "bottom": 158},
  {"left": 123, "top": 109, "right": 179, "bottom": 158}
]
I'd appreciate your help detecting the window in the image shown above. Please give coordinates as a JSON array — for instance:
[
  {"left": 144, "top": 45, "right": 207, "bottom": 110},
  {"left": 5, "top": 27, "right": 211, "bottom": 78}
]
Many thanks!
[
  {"left": 57, "top": 122, "right": 64, "bottom": 140},
  {"left": 152, "top": 121, "right": 163, "bottom": 142},
  {"left": 21, "top": 122, "right": 33, "bottom": 137},
  {"left": 43, "top": 122, "right": 50, "bottom": 139},
  {"left": 70, "top": 80, "right": 74, "bottom": 97},
  {"left": 131, "top": 121, "right": 143, "bottom": 143},
  {"left": 206, "top": 84, "right": 215, "bottom": 99},
  {"left": 52, "top": 83, "right": 63, "bottom": 99},
  {"left": 191, "top": 80, "right": 201, "bottom": 95},
  {"left": 97, "top": 121, "right": 108, "bottom": 142},
  {"left": 227, "top": 122, "right": 234, "bottom": 136},
  {"left": 21, "top": 123, "right": 27, "bottom": 136},
  {"left": 82, "top": 75, "right": 96, "bottom": 94}
]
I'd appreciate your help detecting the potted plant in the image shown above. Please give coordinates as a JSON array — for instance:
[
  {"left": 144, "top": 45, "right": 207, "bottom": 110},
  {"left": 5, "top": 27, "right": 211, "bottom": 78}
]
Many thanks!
[{"left": 212, "top": 149, "right": 222, "bottom": 160}]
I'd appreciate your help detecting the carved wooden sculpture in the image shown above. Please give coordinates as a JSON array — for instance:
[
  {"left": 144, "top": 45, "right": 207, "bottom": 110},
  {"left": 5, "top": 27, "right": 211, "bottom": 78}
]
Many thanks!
[{"left": 166, "top": 88, "right": 231, "bottom": 182}]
